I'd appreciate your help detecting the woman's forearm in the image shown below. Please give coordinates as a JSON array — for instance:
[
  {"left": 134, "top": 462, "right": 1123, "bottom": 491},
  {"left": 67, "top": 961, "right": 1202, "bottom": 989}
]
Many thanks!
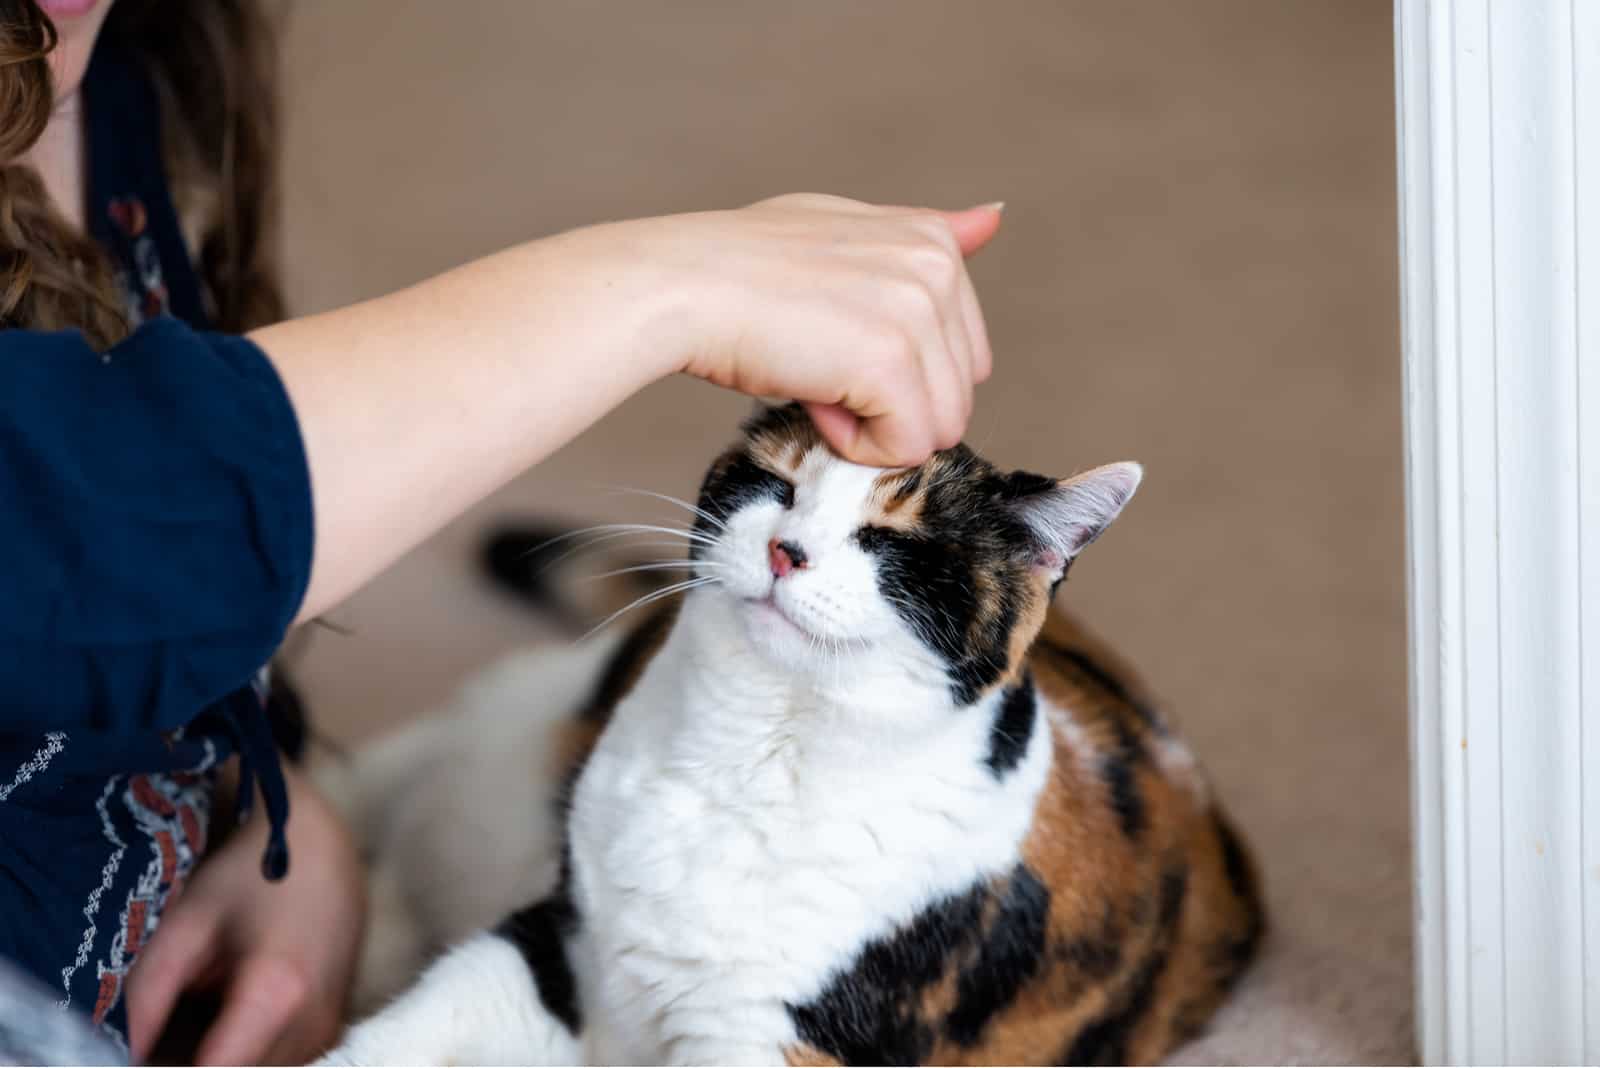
[
  {"left": 255, "top": 196, "right": 1003, "bottom": 626},
  {"left": 254, "top": 225, "right": 678, "bottom": 625}
]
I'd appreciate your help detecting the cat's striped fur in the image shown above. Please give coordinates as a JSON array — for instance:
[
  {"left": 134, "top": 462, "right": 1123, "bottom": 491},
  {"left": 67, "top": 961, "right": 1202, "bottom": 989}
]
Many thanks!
[{"left": 321, "top": 405, "right": 1262, "bottom": 1066}]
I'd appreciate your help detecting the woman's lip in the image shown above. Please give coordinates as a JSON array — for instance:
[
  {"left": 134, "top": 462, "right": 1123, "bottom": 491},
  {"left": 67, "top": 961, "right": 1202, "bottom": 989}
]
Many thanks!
[{"left": 39, "top": 0, "right": 100, "bottom": 17}]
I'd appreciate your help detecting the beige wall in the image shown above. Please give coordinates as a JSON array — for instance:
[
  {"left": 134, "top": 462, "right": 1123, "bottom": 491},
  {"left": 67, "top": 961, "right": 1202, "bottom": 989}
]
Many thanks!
[{"left": 283, "top": 4, "right": 1408, "bottom": 1061}]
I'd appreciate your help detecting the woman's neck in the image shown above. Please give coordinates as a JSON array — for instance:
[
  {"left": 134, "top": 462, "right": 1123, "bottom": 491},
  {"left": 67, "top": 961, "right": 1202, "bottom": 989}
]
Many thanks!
[{"left": 23, "top": 93, "right": 87, "bottom": 232}]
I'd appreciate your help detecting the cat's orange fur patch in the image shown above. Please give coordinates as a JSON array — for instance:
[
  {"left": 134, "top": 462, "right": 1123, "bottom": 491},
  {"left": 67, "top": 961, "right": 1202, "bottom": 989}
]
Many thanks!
[{"left": 744, "top": 409, "right": 823, "bottom": 476}]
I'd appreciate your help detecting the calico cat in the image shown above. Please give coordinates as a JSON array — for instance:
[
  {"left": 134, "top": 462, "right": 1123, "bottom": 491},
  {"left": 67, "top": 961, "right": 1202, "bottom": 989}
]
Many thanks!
[{"left": 320, "top": 404, "right": 1263, "bottom": 1066}]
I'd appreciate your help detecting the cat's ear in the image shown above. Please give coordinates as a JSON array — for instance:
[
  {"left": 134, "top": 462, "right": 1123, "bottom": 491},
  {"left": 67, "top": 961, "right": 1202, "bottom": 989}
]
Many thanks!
[{"left": 1007, "top": 462, "right": 1143, "bottom": 573}]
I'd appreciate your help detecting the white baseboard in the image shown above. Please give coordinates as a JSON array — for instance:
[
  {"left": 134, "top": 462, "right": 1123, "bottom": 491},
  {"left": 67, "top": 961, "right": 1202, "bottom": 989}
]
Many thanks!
[{"left": 1396, "top": 1, "right": 1599, "bottom": 1063}]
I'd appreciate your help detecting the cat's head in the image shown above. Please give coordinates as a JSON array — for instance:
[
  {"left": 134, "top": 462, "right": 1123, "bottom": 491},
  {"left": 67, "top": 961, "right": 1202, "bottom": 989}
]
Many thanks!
[{"left": 689, "top": 404, "right": 1141, "bottom": 705}]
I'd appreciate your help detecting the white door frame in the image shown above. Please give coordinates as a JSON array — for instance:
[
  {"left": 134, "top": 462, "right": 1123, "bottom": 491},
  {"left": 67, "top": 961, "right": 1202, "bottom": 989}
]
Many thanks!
[{"left": 1396, "top": 0, "right": 1599, "bottom": 1062}]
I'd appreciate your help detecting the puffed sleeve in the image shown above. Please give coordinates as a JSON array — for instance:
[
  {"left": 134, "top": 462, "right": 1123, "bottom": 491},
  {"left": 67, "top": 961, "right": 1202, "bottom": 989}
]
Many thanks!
[{"left": 0, "top": 319, "right": 314, "bottom": 732}]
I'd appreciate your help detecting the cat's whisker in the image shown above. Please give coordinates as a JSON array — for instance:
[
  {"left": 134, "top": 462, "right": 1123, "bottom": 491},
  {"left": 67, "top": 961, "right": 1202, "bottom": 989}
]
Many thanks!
[
  {"left": 537, "top": 529, "right": 720, "bottom": 578},
  {"left": 531, "top": 534, "right": 649, "bottom": 582},
  {"left": 580, "top": 561, "right": 728, "bottom": 584},
  {"left": 599, "top": 487, "right": 727, "bottom": 531},
  {"left": 520, "top": 522, "right": 719, "bottom": 561},
  {"left": 578, "top": 576, "right": 720, "bottom": 643},
  {"left": 803, "top": 627, "right": 823, "bottom": 694},
  {"left": 573, "top": 538, "right": 721, "bottom": 565},
  {"left": 597, "top": 520, "right": 719, "bottom": 544}
]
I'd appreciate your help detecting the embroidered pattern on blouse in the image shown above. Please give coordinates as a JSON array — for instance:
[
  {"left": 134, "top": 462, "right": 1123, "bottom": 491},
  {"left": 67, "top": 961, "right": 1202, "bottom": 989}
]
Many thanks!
[{"left": 105, "top": 196, "right": 171, "bottom": 325}]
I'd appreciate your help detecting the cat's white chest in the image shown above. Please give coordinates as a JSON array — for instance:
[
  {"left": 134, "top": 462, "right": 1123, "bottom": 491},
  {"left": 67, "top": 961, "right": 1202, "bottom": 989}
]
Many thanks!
[{"left": 565, "top": 658, "right": 1049, "bottom": 1065}]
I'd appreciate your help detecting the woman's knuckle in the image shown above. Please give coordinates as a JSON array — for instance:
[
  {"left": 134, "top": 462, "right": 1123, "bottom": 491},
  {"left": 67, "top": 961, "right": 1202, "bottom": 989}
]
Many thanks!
[
  {"left": 936, "top": 225, "right": 964, "bottom": 259},
  {"left": 860, "top": 335, "right": 909, "bottom": 390},
  {"left": 908, "top": 241, "right": 954, "bottom": 278},
  {"left": 860, "top": 317, "right": 905, "bottom": 359},
  {"left": 884, "top": 274, "right": 934, "bottom": 317}
]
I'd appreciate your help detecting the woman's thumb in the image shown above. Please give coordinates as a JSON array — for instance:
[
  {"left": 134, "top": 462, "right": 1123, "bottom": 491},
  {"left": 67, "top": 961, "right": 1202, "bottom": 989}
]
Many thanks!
[{"left": 939, "top": 202, "right": 1005, "bottom": 257}]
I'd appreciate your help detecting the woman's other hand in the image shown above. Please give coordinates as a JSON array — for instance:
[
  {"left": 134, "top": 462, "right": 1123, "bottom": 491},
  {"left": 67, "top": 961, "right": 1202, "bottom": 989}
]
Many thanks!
[{"left": 126, "top": 764, "right": 365, "bottom": 1065}]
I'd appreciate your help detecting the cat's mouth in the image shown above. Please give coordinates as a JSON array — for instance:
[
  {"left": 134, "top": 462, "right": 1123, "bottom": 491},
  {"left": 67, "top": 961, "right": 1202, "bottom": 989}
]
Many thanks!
[{"left": 743, "top": 592, "right": 823, "bottom": 644}]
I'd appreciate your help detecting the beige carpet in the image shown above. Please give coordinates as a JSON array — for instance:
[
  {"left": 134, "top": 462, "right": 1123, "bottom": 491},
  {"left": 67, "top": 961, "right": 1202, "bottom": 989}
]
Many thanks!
[{"left": 277, "top": 3, "right": 1408, "bottom": 1063}]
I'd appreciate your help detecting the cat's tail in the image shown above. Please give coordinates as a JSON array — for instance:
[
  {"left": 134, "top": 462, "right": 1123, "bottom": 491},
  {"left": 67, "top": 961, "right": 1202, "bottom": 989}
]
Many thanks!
[
  {"left": 480, "top": 521, "right": 595, "bottom": 634},
  {"left": 480, "top": 517, "right": 677, "bottom": 634}
]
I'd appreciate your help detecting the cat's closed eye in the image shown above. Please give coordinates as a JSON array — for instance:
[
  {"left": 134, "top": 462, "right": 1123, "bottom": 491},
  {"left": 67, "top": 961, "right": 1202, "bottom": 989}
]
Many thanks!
[
  {"left": 707, "top": 456, "right": 795, "bottom": 512},
  {"left": 741, "top": 461, "right": 794, "bottom": 508}
]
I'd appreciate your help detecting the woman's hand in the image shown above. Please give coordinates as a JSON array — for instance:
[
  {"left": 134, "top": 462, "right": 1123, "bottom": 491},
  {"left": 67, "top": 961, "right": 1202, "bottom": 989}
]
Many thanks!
[
  {"left": 126, "top": 764, "right": 366, "bottom": 1065},
  {"left": 589, "top": 193, "right": 1003, "bottom": 466}
]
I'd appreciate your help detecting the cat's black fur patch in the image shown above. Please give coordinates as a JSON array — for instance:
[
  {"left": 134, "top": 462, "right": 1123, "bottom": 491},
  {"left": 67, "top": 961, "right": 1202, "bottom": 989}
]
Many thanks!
[
  {"left": 890, "top": 466, "right": 924, "bottom": 501},
  {"left": 1101, "top": 727, "right": 1146, "bottom": 840},
  {"left": 1058, "top": 904, "right": 1124, "bottom": 981},
  {"left": 990, "top": 468, "right": 1058, "bottom": 501},
  {"left": 496, "top": 895, "right": 582, "bottom": 1034},
  {"left": 944, "top": 866, "right": 1051, "bottom": 1046},
  {"left": 849, "top": 446, "right": 1074, "bottom": 706},
  {"left": 984, "top": 674, "right": 1037, "bottom": 777},
  {"left": 1209, "top": 812, "right": 1265, "bottom": 975},
  {"left": 786, "top": 864, "right": 1051, "bottom": 1064},
  {"left": 578, "top": 603, "right": 677, "bottom": 722},
  {"left": 1156, "top": 864, "right": 1188, "bottom": 930},
  {"left": 1214, "top": 810, "right": 1255, "bottom": 905},
  {"left": 1034, "top": 638, "right": 1165, "bottom": 733},
  {"left": 739, "top": 400, "right": 818, "bottom": 442},
  {"left": 787, "top": 878, "right": 988, "bottom": 1065},
  {"left": 1030, "top": 635, "right": 1156, "bottom": 840},
  {"left": 856, "top": 522, "right": 999, "bottom": 705},
  {"left": 1059, "top": 865, "right": 1188, "bottom": 1065},
  {"left": 691, "top": 454, "right": 793, "bottom": 554}
]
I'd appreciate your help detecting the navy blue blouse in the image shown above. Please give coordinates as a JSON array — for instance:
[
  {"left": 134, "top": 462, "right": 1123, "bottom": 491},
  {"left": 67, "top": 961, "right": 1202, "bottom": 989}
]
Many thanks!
[{"left": 0, "top": 35, "right": 313, "bottom": 1052}]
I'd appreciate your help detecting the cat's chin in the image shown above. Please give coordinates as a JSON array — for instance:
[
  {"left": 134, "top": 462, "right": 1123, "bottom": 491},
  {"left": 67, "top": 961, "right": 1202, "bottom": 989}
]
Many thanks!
[
  {"left": 739, "top": 594, "right": 815, "bottom": 665},
  {"left": 737, "top": 594, "right": 848, "bottom": 675}
]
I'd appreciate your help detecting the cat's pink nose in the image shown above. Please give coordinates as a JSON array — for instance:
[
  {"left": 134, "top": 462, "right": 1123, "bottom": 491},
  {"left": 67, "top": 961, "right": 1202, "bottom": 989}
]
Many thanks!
[{"left": 768, "top": 538, "right": 808, "bottom": 578}]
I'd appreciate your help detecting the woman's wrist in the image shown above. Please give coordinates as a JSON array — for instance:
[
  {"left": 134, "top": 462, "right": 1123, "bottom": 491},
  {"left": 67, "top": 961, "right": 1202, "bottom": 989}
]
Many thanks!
[{"left": 536, "top": 215, "right": 709, "bottom": 386}]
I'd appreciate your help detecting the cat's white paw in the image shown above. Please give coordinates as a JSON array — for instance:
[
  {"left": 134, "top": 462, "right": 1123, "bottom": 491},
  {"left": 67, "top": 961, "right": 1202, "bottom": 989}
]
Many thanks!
[
  {"left": 313, "top": 933, "right": 581, "bottom": 1066},
  {"left": 310, "top": 1034, "right": 381, "bottom": 1067},
  {"left": 311, "top": 1030, "right": 428, "bottom": 1067}
]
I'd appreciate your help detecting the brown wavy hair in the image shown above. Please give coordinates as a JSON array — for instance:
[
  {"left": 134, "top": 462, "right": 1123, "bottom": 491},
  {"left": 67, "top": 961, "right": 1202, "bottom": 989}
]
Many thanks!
[{"left": 0, "top": 0, "right": 283, "bottom": 350}]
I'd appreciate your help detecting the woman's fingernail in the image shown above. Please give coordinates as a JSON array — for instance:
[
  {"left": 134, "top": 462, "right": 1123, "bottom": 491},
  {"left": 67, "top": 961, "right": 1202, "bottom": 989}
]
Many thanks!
[{"left": 981, "top": 201, "right": 1006, "bottom": 214}]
